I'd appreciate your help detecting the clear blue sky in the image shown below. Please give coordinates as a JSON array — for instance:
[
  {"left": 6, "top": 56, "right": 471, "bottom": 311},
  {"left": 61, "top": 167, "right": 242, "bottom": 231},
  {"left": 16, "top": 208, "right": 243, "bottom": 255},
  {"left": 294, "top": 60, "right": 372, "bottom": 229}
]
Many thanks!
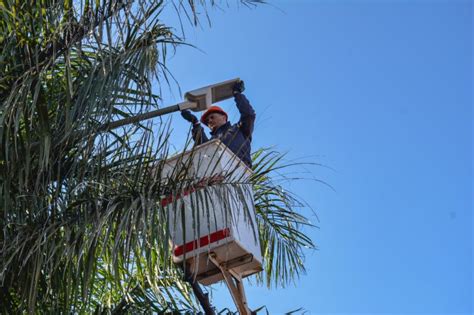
[{"left": 158, "top": 1, "right": 472, "bottom": 313}]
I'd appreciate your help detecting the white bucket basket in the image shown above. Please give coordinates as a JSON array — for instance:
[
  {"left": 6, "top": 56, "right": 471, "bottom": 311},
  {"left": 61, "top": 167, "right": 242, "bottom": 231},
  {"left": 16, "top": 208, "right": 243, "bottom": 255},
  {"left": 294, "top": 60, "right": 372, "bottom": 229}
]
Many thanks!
[{"left": 161, "top": 139, "right": 262, "bottom": 286}]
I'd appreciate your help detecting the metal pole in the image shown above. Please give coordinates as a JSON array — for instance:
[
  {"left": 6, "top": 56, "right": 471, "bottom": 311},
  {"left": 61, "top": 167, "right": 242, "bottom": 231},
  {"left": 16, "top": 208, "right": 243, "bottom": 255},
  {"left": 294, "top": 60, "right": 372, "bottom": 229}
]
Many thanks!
[{"left": 98, "top": 101, "right": 196, "bottom": 131}]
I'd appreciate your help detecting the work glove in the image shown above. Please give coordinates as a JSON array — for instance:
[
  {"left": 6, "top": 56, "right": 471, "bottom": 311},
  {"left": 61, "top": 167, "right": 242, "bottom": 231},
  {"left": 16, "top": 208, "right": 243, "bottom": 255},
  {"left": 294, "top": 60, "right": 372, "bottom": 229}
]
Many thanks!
[
  {"left": 232, "top": 80, "right": 245, "bottom": 95},
  {"left": 181, "top": 110, "right": 198, "bottom": 124}
]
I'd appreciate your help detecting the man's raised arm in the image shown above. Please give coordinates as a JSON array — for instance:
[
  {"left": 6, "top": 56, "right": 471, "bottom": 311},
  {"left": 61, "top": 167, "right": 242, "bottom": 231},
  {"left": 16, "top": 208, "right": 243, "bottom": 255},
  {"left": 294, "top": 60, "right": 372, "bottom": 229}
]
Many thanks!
[
  {"left": 233, "top": 81, "right": 256, "bottom": 139},
  {"left": 181, "top": 110, "right": 209, "bottom": 145}
]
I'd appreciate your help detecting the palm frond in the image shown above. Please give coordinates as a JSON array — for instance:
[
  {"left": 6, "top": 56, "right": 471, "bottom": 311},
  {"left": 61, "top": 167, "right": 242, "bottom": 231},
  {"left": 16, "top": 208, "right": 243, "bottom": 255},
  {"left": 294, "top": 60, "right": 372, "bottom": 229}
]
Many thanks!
[{"left": 251, "top": 148, "right": 317, "bottom": 288}]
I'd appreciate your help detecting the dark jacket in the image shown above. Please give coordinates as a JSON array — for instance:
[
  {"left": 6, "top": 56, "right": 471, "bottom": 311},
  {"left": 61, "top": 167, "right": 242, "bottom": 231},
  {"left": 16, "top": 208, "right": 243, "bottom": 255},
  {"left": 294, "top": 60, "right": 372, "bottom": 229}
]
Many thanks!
[{"left": 191, "top": 94, "right": 256, "bottom": 167}]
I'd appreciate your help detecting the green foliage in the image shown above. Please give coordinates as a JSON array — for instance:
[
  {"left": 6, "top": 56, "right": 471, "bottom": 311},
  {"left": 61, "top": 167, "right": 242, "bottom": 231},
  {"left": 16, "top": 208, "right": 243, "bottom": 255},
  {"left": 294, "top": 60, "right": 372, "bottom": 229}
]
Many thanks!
[
  {"left": 251, "top": 149, "right": 316, "bottom": 288},
  {"left": 0, "top": 0, "right": 317, "bottom": 313}
]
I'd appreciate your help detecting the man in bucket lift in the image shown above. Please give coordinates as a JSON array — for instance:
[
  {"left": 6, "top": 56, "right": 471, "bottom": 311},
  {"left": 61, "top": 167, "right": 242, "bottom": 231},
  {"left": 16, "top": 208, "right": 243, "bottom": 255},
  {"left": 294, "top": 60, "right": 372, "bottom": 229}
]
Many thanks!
[{"left": 180, "top": 81, "right": 255, "bottom": 168}]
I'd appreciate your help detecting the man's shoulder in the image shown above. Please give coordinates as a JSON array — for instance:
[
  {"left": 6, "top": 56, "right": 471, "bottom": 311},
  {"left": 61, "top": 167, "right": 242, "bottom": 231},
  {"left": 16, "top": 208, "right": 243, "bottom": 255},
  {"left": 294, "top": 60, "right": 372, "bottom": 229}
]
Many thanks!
[
  {"left": 230, "top": 122, "right": 243, "bottom": 131},
  {"left": 216, "top": 122, "right": 241, "bottom": 135}
]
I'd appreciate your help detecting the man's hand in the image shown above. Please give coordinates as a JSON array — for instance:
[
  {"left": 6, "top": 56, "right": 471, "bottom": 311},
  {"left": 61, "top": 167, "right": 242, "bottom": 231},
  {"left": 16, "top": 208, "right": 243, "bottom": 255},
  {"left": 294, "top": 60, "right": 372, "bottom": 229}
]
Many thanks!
[
  {"left": 232, "top": 80, "right": 245, "bottom": 95},
  {"left": 181, "top": 110, "right": 198, "bottom": 124}
]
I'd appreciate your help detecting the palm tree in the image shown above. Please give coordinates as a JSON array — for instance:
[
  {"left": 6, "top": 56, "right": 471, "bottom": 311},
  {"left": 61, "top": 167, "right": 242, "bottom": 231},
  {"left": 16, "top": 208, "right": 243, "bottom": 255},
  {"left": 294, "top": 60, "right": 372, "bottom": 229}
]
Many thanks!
[{"left": 0, "top": 0, "right": 315, "bottom": 313}]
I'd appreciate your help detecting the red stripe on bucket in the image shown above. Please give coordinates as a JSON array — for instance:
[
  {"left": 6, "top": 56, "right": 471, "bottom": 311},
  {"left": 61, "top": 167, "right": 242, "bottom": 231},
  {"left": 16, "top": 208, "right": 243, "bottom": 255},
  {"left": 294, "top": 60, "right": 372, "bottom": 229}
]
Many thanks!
[{"left": 174, "top": 228, "right": 231, "bottom": 256}]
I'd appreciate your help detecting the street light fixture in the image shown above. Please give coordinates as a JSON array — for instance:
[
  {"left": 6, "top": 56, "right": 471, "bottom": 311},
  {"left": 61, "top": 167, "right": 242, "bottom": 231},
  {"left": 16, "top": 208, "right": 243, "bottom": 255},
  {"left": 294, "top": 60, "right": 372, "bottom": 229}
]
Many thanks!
[{"left": 101, "top": 78, "right": 241, "bottom": 131}]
